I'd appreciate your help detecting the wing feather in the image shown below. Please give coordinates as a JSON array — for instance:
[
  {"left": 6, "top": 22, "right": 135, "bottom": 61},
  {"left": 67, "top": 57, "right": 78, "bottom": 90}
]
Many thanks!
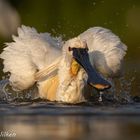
[
  {"left": 79, "top": 27, "right": 127, "bottom": 77},
  {"left": 0, "top": 25, "right": 62, "bottom": 90}
]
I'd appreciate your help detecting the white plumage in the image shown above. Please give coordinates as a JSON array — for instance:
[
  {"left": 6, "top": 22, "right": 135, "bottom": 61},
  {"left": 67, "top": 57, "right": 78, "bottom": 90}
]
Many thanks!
[
  {"left": 0, "top": 25, "right": 127, "bottom": 103},
  {"left": 80, "top": 27, "right": 127, "bottom": 77},
  {"left": 1, "top": 25, "right": 62, "bottom": 90}
]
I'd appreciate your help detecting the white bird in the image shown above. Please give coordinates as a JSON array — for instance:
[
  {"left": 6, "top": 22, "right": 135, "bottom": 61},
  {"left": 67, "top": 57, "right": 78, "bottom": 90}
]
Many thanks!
[{"left": 0, "top": 25, "right": 127, "bottom": 103}]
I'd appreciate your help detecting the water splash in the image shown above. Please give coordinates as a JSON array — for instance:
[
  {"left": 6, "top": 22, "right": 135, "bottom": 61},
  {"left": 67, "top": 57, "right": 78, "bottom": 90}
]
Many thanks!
[
  {"left": 98, "top": 91, "right": 103, "bottom": 102},
  {"left": 0, "top": 79, "right": 39, "bottom": 102},
  {"left": 0, "top": 73, "right": 137, "bottom": 105}
]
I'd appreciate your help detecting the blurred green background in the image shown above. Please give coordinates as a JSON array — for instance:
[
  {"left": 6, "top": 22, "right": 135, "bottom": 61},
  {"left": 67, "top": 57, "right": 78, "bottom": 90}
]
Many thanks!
[
  {"left": 0, "top": 0, "right": 140, "bottom": 95},
  {"left": 2, "top": 0, "right": 140, "bottom": 57}
]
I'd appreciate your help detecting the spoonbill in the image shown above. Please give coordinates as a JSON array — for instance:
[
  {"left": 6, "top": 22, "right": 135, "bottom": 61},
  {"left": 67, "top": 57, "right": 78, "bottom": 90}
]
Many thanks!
[{"left": 0, "top": 25, "right": 127, "bottom": 103}]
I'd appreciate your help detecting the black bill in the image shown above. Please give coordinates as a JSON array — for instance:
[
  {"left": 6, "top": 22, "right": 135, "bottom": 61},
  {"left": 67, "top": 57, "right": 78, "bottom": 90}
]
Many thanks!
[{"left": 72, "top": 48, "right": 111, "bottom": 91}]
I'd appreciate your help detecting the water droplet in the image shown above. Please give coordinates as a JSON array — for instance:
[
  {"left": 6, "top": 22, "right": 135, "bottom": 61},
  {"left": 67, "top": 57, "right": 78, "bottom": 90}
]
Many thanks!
[
  {"left": 115, "top": 12, "right": 120, "bottom": 16},
  {"left": 93, "top": 2, "right": 96, "bottom": 6},
  {"left": 103, "top": 22, "right": 107, "bottom": 25},
  {"left": 126, "top": 24, "right": 129, "bottom": 27},
  {"left": 98, "top": 92, "right": 103, "bottom": 102},
  {"left": 132, "top": 4, "right": 136, "bottom": 9}
]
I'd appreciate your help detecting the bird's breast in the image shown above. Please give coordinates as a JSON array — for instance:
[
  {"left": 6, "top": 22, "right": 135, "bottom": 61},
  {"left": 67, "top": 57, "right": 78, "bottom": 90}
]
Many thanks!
[{"left": 38, "top": 75, "right": 59, "bottom": 101}]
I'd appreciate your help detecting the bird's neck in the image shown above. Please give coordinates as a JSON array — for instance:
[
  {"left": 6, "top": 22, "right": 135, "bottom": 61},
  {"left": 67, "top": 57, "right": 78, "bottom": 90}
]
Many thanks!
[
  {"left": 56, "top": 54, "right": 86, "bottom": 103},
  {"left": 58, "top": 55, "right": 72, "bottom": 86}
]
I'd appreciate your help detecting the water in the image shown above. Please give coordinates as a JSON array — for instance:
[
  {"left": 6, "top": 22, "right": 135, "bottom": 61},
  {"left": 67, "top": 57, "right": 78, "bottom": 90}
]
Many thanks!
[
  {"left": 0, "top": 79, "right": 140, "bottom": 139},
  {"left": 0, "top": 114, "right": 140, "bottom": 140},
  {"left": 0, "top": 115, "right": 139, "bottom": 140},
  {"left": 0, "top": 97, "right": 140, "bottom": 140}
]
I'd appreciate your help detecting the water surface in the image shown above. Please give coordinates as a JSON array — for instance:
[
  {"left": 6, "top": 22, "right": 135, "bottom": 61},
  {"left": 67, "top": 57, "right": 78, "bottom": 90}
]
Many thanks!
[{"left": 0, "top": 79, "right": 140, "bottom": 140}]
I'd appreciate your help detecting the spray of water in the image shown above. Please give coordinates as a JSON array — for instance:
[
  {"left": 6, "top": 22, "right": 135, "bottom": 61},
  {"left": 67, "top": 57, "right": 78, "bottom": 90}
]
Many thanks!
[
  {"left": 0, "top": 73, "right": 135, "bottom": 104},
  {"left": 0, "top": 78, "right": 39, "bottom": 102}
]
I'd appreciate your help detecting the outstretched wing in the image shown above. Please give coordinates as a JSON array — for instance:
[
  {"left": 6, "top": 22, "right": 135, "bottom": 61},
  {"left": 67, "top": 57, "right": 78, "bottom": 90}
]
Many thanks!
[
  {"left": 79, "top": 27, "right": 127, "bottom": 77},
  {"left": 0, "top": 25, "right": 62, "bottom": 90}
]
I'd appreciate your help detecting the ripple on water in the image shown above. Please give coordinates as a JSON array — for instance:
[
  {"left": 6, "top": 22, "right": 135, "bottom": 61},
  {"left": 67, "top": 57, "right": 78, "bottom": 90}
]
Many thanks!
[{"left": 0, "top": 79, "right": 140, "bottom": 116}]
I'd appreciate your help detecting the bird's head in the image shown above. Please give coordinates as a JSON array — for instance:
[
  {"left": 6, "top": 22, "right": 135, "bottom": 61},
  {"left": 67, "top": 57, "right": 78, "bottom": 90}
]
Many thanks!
[{"left": 63, "top": 37, "right": 111, "bottom": 91}]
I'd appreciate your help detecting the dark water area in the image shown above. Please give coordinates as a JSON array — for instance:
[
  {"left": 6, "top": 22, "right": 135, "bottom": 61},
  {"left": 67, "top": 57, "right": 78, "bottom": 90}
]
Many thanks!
[
  {"left": 0, "top": 0, "right": 140, "bottom": 140},
  {"left": 1, "top": 87, "right": 140, "bottom": 140},
  {"left": 0, "top": 98, "right": 140, "bottom": 140},
  {"left": 0, "top": 79, "right": 140, "bottom": 140}
]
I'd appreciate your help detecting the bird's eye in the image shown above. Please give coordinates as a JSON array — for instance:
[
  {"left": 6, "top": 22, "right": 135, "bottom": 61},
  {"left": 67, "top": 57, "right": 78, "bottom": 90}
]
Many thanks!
[{"left": 68, "top": 47, "right": 72, "bottom": 51}]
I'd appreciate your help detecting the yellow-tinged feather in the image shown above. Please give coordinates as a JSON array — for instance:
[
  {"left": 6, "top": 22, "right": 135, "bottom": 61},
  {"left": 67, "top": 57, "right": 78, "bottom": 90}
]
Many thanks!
[
  {"left": 35, "top": 57, "right": 61, "bottom": 81},
  {"left": 70, "top": 58, "right": 81, "bottom": 77},
  {"left": 39, "top": 75, "right": 59, "bottom": 101}
]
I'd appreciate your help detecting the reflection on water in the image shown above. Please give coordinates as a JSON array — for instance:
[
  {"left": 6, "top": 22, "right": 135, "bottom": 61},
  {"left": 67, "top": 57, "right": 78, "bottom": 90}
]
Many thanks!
[
  {"left": 0, "top": 116, "right": 140, "bottom": 140},
  {"left": 0, "top": 78, "right": 140, "bottom": 140}
]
